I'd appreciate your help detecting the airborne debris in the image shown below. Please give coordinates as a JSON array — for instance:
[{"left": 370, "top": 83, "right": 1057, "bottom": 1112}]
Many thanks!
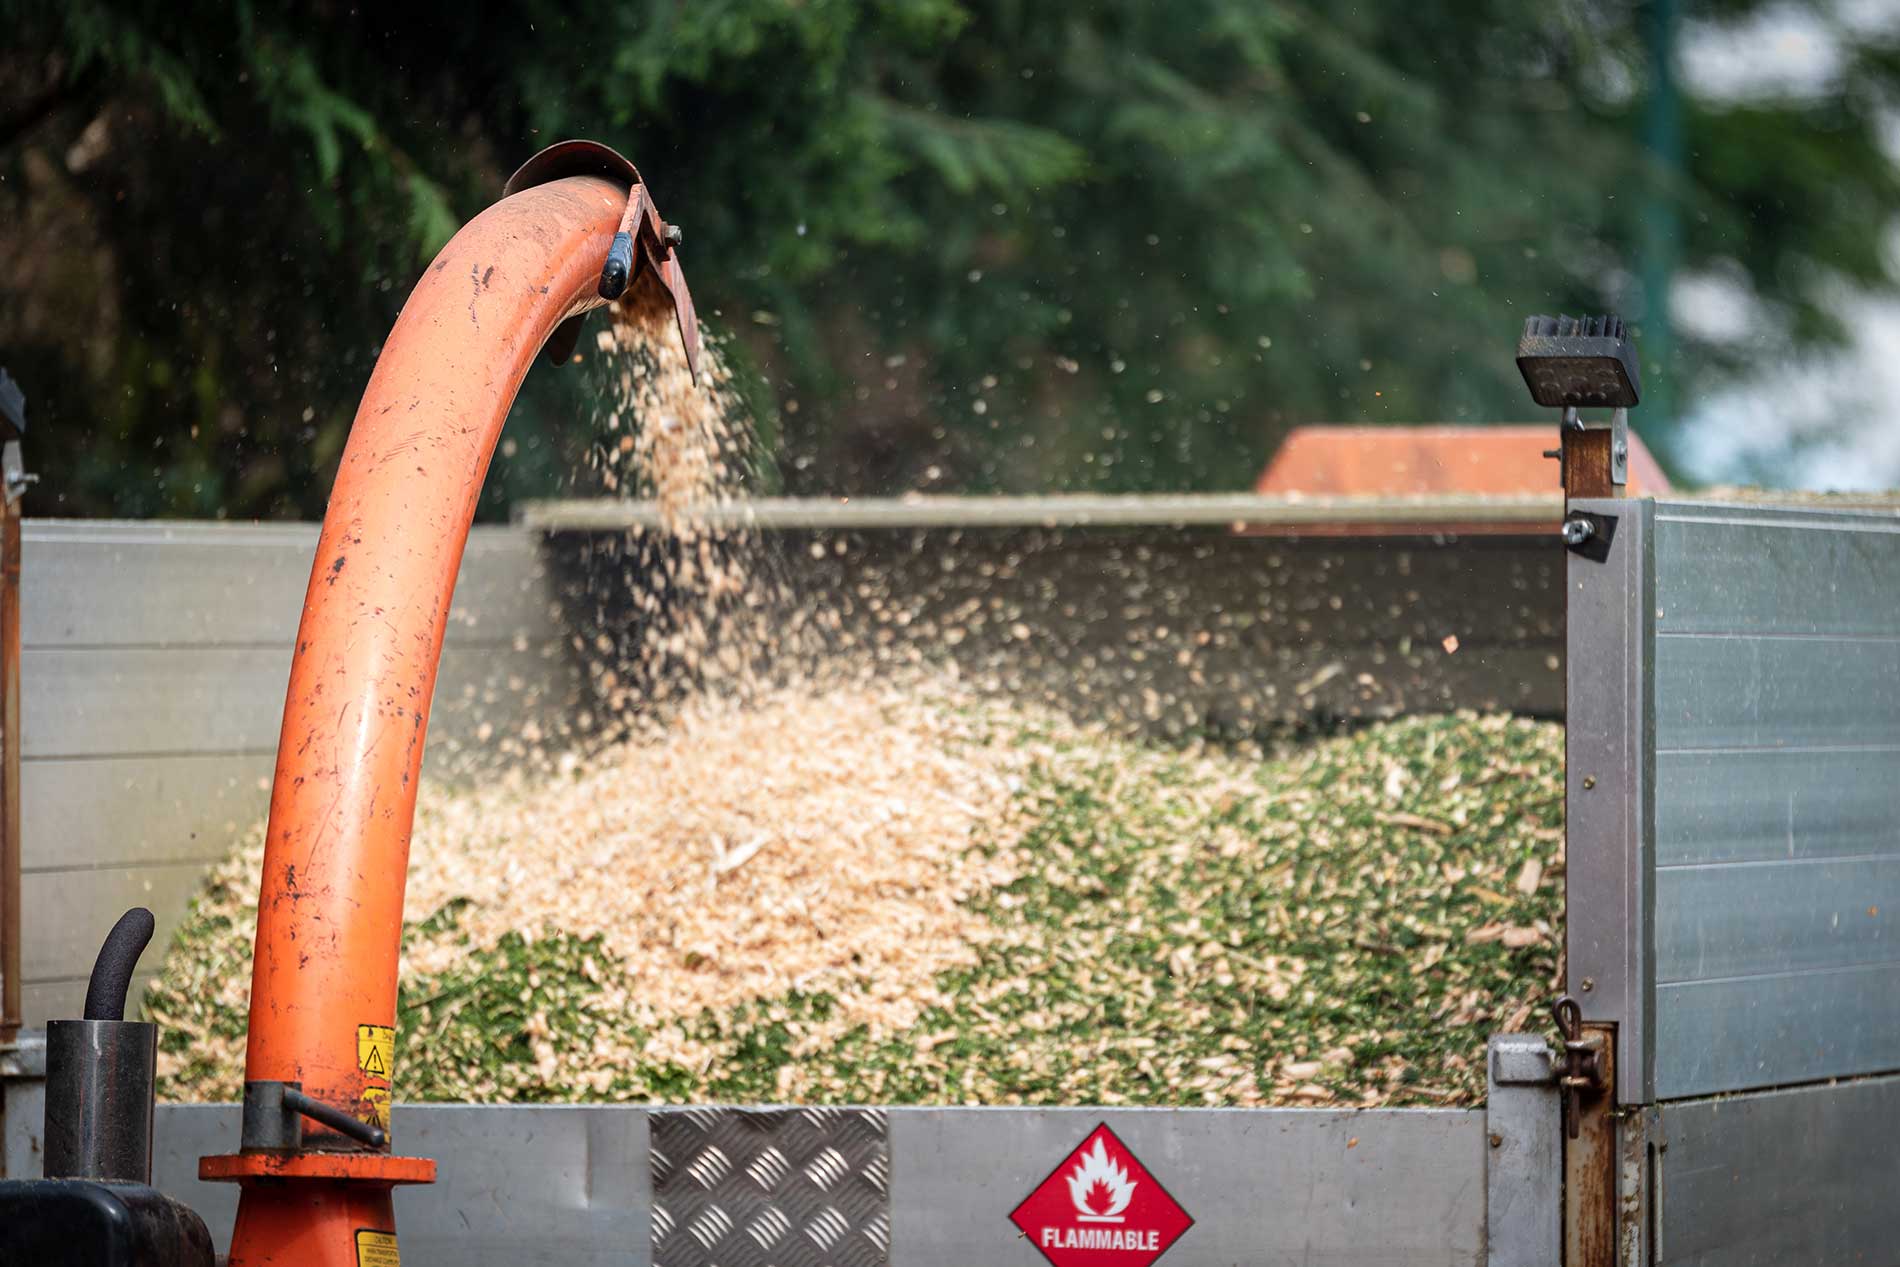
[{"left": 144, "top": 286, "right": 1564, "bottom": 1108}]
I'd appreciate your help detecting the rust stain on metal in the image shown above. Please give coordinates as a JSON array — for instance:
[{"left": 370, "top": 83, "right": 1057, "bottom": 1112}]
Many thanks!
[
  {"left": 1562, "top": 427, "right": 1616, "bottom": 500},
  {"left": 1564, "top": 1023, "right": 1618, "bottom": 1267},
  {"left": 1617, "top": 1110, "right": 1652, "bottom": 1267}
]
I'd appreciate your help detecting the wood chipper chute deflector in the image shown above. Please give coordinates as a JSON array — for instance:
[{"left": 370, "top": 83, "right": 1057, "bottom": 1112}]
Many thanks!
[{"left": 178, "top": 140, "right": 702, "bottom": 1266}]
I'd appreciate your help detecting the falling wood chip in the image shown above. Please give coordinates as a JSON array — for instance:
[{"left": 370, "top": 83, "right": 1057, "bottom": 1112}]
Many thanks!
[{"left": 1376, "top": 811, "right": 1454, "bottom": 836}]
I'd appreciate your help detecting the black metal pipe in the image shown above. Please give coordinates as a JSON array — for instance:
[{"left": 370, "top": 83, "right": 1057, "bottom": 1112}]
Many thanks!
[
  {"left": 284, "top": 1086, "right": 388, "bottom": 1150},
  {"left": 42, "top": 1020, "right": 156, "bottom": 1182}
]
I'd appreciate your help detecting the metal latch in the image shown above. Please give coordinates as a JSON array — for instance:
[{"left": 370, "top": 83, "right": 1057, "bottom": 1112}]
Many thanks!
[{"left": 1552, "top": 995, "right": 1608, "bottom": 1140}]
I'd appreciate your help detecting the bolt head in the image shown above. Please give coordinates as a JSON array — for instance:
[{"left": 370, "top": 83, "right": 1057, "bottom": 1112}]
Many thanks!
[{"left": 1561, "top": 517, "right": 1594, "bottom": 546}]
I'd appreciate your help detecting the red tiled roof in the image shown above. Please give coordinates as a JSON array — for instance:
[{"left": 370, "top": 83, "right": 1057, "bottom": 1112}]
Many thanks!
[{"left": 1255, "top": 425, "right": 1670, "bottom": 498}]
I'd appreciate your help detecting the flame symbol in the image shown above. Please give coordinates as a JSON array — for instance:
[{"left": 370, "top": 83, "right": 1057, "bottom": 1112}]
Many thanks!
[{"left": 1066, "top": 1138, "right": 1136, "bottom": 1223}]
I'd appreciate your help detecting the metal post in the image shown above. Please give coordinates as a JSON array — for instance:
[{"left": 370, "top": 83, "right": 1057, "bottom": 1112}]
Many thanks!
[
  {"left": 1640, "top": 0, "right": 1680, "bottom": 440},
  {"left": 1562, "top": 415, "right": 1617, "bottom": 500},
  {"left": 0, "top": 369, "right": 27, "bottom": 1047},
  {"left": 1485, "top": 1034, "right": 1561, "bottom": 1266}
]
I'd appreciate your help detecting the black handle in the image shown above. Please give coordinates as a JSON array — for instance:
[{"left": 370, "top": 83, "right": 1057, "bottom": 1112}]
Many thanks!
[
  {"left": 598, "top": 231, "right": 634, "bottom": 300},
  {"left": 283, "top": 1086, "right": 387, "bottom": 1149},
  {"left": 82, "top": 907, "right": 155, "bottom": 1021}
]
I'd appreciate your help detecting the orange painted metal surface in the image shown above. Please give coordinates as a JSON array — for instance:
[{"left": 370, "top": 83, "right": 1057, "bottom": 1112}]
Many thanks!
[
  {"left": 223, "top": 1182, "right": 407, "bottom": 1267},
  {"left": 200, "top": 1152, "right": 437, "bottom": 1184},
  {"left": 201, "top": 167, "right": 659, "bottom": 1266}
]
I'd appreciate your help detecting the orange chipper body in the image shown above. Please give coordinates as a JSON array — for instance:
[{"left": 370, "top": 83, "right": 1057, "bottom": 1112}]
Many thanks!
[{"left": 199, "top": 144, "right": 701, "bottom": 1265}]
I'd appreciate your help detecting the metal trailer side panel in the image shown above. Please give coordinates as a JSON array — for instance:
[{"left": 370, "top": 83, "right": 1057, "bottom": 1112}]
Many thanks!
[
  {"left": 887, "top": 1106, "right": 1485, "bottom": 1267},
  {"left": 149, "top": 1103, "right": 1490, "bottom": 1267},
  {"left": 1649, "top": 500, "right": 1900, "bottom": 1099},
  {"left": 154, "top": 1104, "right": 653, "bottom": 1267},
  {"left": 1564, "top": 497, "right": 1656, "bottom": 1104},
  {"left": 1653, "top": 1072, "right": 1900, "bottom": 1266}
]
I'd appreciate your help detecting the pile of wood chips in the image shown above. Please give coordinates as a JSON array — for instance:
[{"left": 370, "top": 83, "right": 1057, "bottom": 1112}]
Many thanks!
[{"left": 150, "top": 700, "right": 1563, "bottom": 1107}]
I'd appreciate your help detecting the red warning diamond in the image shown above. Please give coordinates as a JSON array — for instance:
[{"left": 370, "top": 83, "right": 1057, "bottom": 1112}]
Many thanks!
[{"left": 1008, "top": 1123, "right": 1194, "bottom": 1267}]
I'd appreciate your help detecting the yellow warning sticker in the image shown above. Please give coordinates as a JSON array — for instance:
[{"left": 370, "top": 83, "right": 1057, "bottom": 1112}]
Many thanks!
[
  {"left": 355, "top": 1229, "right": 400, "bottom": 1267},
  {"left": 357, "top": 1024, "right": 395, "bottom": 1080},
  {"left": 361, "top": 1087, "right": 392, "bottom": 1131}
]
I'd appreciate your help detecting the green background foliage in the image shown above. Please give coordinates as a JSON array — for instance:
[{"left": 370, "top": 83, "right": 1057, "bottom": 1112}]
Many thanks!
[{"left": 3, "top": 1, "right": 1897, "bottom": 517}]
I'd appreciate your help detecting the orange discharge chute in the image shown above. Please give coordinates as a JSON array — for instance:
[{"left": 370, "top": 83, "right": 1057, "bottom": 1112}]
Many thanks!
[{"left": 198, "top": 144, "right": 700, "bottom": 1266}]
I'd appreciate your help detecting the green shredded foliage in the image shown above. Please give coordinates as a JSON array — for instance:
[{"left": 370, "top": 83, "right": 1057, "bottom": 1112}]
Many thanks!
[{"left": 149, "top": 712, "right": 1561, "bottom": 1107}]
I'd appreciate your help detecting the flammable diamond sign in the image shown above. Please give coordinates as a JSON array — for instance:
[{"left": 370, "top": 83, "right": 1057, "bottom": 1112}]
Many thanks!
[{"left": 1009, "top": 1123, "right": 1194, "bottom": 1267}]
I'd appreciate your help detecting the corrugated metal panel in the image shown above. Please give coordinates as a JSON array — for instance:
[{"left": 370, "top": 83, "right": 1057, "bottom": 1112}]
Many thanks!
[
  {"left": 1650, "top": 500, "right": 1900, "bottom": 1099},
  {"left": 24, "top": 645, "right": 293, "bottom": 759},
  {"left": 1653, "top": 502, "right": 1900, "bottom": 636},
  {"left": 144, "top": 1103, "right": 1487, "bottom": 1267},
  {"left": 16, "top": 521, "right": 576, "bottom": 1026},
  {"left": 1653, "top": 634, "right": 1900, "bottom": 750},
  {"left": 24, "top": 751, "right": 271, "bottom": 872},
  {"left": 1655, "top": 858, "right": 1900, "bottom": 982},
  {"left": 1655, "top": 747, "right": 1900, "bottom": 866},
  {"left": 21, "top": 860, "right": 210, "bottom": 981},
  {"left": 1655, "top": 1072, "right": 1900, "bottom": 1266},
  {"left": 23, "top": 639, "right": 568, "bottom": 761},
  {"left": 23, "top": 522, "right": 561, "bottom": 648},
  {"left": 1655, "top": 962, "right": 1900, "bottom": 1096}
]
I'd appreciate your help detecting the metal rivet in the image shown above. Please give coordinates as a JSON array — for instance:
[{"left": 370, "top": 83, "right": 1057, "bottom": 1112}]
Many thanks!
[
  {"left": 1489, "top": 1133, "right": 1503, "bottom": 1149},
  {"left": 1582, "top": 775, "right": 1596, "bottom": 789},
  {"left": 1580, "top": 978, "right": 1595, "bottom": 992}
]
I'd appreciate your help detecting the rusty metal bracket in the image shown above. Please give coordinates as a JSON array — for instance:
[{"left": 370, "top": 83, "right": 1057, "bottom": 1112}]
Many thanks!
[{"left": 1554, "top": 995, "right": 1609, "bottom": 1140}]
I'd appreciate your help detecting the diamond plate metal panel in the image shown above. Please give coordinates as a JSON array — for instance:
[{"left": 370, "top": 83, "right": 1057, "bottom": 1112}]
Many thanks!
[{"left": 651, "top": 1106, "right": 890, "bottom": 1267}]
